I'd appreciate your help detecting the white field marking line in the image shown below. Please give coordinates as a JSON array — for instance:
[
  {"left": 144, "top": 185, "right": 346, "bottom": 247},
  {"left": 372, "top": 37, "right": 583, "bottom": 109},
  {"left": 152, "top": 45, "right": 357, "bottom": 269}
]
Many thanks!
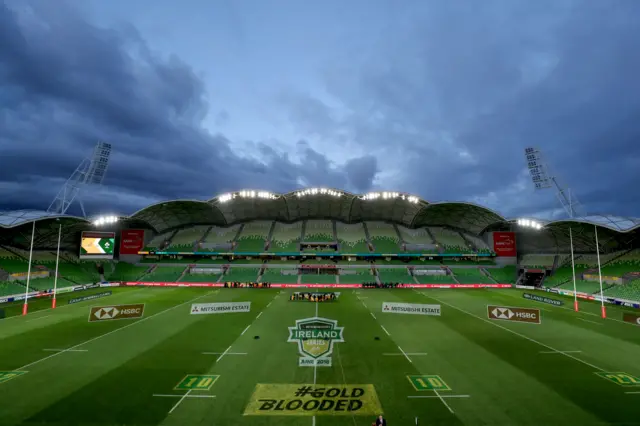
[
  {"left": 43, "top": 349, "right": 88, "bottom": 352},
  {"left": 154, "top": 394, "right": 216, "bottom": 399},
  {"left": 222, "top": 292, "right": 278, "bottom": 357},
  {"left": 383, "top": 353, "right": 427, "bottom": 356},
  {"left": 539, "top": 351, "right": 582, "bottom": 354},
  {"left": 169, "top": 390, "right": 192, "bottom": 414},
  {"left": 433, "top": 389, "right": 454, "bottom": 413},
  {"left": 625, "top": 391, "right": 640, "bottom": 394},
  {"left": 408, "top": 395, "right": 470, "bottom": 399},
  {"left": 266, "top": 301, "right": 272, "bottom": 308},
  {"left": 27, "top": 315, "right": 51, "bottom": 322},
  {"left": 577, "top": 318, "right": 603, "bottom": 326},
  {"left": 0, "top": 287, "right": 151, "bottom": 322},
  {"left": 361, "top": 300, "right": 367, "bottom": 309},
  {"left": 397, "top": 346, "right": 413, "bottom": 364},
  {"left": 419, "top": 291, "right": 607, "bottom": 372},
  {"left": 202, "top": 352, "right": 247, "bottom": 356},
  {"left": 17, "top": 290, "right": 219, "bottom": 371},
  {"left": 370, "top": 312, "right": 377, "bottom": 320},
  {"left": 380, "top": 325, "right": 391, "bottom": 336},
  {"left": 216, "top": 346, "right": 233, "bottom": 362}
]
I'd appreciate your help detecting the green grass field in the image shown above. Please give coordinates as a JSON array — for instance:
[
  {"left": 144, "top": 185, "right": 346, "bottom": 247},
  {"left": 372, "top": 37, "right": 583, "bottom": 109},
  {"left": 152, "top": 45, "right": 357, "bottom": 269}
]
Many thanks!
[{"left": 1, "top": 287, "right": 640, "bottom": 425}]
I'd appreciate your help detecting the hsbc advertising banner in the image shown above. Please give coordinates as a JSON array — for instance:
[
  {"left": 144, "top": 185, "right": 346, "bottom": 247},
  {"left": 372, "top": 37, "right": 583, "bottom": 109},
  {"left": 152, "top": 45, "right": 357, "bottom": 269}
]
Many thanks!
[
  {"left": 120, "top": 229, "right": 145, "bottom": 255},
  {"left": 89, "top": 304, "right": 145, "bottom": 322},
  {"left": 487, "top": 305, "right": 540, "bottom": 324},
  {"left": 493, "top": 231, "right": 517, "bottom": 257}
]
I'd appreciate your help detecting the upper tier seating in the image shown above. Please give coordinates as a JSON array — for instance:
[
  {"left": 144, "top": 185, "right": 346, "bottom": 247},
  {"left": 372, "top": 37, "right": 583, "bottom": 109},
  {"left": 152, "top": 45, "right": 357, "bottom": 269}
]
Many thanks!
[
  {"left": 367, "top": 222, "right": 401, "bottom": 253},
  {"left": 271, "top": 222, "right": 302, "bottom": 252},
  {"left": 430, "top": 227, "right": 467, "bottom": 253},
  {"left": 145, "top": 233, "right": 169, "bottom": 251},
  {"left": 168, "top": 226, "right": 209, "bottom": 251},
  {"left": 521, "top": 255, "right": 555, "bottom": 268},
  {"left": 397, "top": 226, "right": 432, "bottom": 245},
  {"left": 235, "top": 222, "right": 272, "bottom": 252},
  {"left": 304, "top": 220, "right": 334, "bottom": 242},
  {"left": 336, "top": 223, "right": 370, "bottom": 253},
  {"left": 203, "top": 225, "right": 240, "bottom": 244}
]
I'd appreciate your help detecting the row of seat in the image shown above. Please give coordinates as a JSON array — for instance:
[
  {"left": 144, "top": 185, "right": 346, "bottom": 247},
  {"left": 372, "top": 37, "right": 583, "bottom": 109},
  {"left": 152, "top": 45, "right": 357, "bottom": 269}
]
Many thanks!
[{"left": 147, "top": 222, "right": 493, "bottom": 254}]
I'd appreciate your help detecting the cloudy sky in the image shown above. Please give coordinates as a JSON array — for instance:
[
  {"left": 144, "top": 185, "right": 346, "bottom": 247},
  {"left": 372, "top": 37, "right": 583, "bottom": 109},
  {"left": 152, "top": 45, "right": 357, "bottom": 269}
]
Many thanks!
[{"left": 1, "top": 0, "right": 639, "bottom": 220}]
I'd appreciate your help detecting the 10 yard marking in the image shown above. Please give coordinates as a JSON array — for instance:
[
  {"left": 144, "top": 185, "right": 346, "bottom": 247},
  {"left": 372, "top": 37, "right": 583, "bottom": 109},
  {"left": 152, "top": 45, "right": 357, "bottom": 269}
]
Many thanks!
[{"left": 174, "top": 374, "right": 220, "bottom": 391}]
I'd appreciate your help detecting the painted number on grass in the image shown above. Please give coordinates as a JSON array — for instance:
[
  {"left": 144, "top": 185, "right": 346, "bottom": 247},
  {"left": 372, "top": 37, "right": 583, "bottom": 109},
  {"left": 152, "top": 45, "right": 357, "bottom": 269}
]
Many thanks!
[
  {"left": 174, "top": 374, "right": 220, "bottom": 391},
  {"left": 407, "top": 375, "right": 451, "bottom": 391},
  {"left": 595, "top": 372, "right": 640, "bottom": 387},
  {"left": 0, "top": 371, "right": 28, "bottom": 384}
]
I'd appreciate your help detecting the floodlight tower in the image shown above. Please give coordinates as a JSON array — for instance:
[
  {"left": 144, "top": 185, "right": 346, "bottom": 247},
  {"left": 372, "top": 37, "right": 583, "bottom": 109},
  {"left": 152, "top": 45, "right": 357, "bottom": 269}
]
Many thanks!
[
  {"left": 523, "top": 147, "right": 606, "bottom": 317},
  {"left": 47, "top": 142, "right": 112, "bottom": 217}
]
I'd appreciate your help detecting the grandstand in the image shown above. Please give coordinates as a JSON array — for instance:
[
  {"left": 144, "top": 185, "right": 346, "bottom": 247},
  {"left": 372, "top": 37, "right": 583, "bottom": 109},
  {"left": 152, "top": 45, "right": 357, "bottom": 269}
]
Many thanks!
[
  {"left": 336, "top": 222, "right": 370, "bottom": 253},
  {"left": 431, "top": 227, "right": 468, "bottom": 253},
  {"left": 367, "top": 222, "right": 402, "bottom": 253},
  {"left": 235, "top": 221, "right": 271, "bottom": 252},
  {"left": 202, "top": 225, "right": 239, "bottom": 245},
  {"left": 270, "top": 222, "right": 302, "bottom": 252},
  {"left": 521, "top": 254, "right": 555, "bottom": 269},
  {"left": 0, "top": 189, "right": 638, "bottom": 303},
  {"left": 303, "top": 220, "right": 334, "bottom": 242},
  {"left": 167, "top": 226, "right": 208, "bottom": 251}
]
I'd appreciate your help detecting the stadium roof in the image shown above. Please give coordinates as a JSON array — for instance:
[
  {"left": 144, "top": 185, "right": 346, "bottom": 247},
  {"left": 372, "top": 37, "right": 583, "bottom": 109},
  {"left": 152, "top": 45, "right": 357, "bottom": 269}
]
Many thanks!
[
  {"left": 0, "top": 210, "right": 88, "bottom": 227},
  {"left": 1, "top": 189, "right": 639, "bottom": 238}
]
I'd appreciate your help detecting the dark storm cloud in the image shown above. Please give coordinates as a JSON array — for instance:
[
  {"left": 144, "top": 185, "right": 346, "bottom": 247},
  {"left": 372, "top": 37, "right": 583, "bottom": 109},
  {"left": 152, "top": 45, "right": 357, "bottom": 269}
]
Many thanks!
[
  {"left": 0, "top": 2, "right": 377, "bottom": 216},
  {"left": 288, "top": 0, "right": 640, "bottom": 218}
]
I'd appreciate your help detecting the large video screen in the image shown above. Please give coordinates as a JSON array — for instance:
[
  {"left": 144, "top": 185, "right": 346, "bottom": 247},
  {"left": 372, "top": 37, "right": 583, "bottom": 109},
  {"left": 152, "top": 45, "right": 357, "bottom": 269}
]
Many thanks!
[{"left": 80, "top": 231, "right": 116, "bottom": 259}]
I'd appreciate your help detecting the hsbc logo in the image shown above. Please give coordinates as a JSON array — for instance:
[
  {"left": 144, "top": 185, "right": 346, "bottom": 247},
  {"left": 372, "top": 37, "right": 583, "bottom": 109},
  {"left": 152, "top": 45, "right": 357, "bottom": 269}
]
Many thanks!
[
  {"left": 94, "top": 306, "right": 120, "bottom": 320},
  {"left": 89, "top": 304, "right": 145, "bottom": 322},
  {"left": 487, "top": 305, "right": 540, "bottom": 324}
]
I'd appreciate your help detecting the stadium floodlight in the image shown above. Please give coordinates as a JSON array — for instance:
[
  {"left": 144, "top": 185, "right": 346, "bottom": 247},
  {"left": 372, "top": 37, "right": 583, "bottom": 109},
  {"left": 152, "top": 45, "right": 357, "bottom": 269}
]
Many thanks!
[
  {"left": 93, "top": 215, "right": 119, "bottom": 226},
  {"left": 47, "top": 141, "right": 112, "bottom": 217},
  {"left": 361, "top": 192, "right": 420, "bottom": 203},
  {"left": 217, "top": 190, "right": 277, "bottom": 203},
  {"left": 516, "top": 219, "right": 543, "bottom": 230},
  {"left": 522, "top": 147, "right": 607, "bottom": 315},
  {"left": 294, "top": 188, "right": 343, "bottom": 198}
]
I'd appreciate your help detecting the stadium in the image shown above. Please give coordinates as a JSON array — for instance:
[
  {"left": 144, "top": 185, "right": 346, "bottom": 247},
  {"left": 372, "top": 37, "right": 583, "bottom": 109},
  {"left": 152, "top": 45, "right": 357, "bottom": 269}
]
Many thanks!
[{"left": 1, "top": 187, "right": 640, "bottom": 426}]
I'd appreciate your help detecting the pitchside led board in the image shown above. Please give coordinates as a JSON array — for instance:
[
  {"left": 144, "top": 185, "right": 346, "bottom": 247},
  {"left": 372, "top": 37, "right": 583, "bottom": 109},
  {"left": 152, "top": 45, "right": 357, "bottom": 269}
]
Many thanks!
[{"left": 80, "top": 231, "right": 115, "bottom": 260}]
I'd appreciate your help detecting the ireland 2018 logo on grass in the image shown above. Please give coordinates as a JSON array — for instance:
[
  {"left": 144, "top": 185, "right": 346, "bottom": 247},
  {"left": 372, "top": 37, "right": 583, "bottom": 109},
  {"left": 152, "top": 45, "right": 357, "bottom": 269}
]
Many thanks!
[{"left": 288, "top": 317, "right": 344, "bottom": 367}]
